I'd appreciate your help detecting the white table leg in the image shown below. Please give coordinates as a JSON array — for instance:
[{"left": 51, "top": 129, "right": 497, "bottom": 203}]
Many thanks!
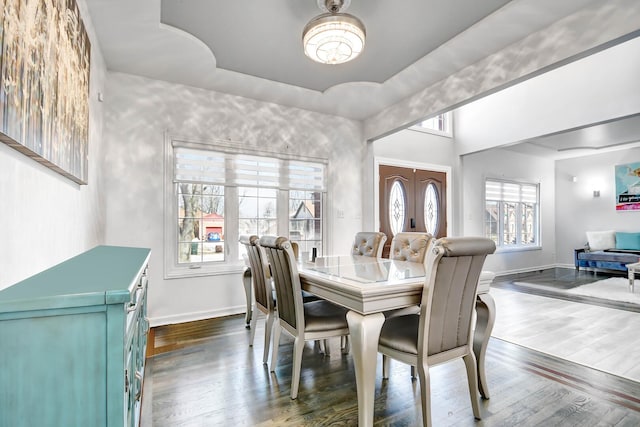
[
  {"left": 473, "top": 292, "right": 496, "bottom": 399},
  {"left": 630, "top": 269, "right": 635, "bottom": 293},
  {"left": 347, "top": 311, "right": 385, "bottom": 427}
]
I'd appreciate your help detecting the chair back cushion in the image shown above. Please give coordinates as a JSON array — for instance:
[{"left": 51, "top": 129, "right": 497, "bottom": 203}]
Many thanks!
[
  {"left": 351, "top": 232, "right": 387, "bottom": 257},
  {"left": 239, "top": 235, "right": 273, "bottom": 311},
  {"left": 259, "top": 235, "right": 304, "bottom": 332},
  {"left": 420, "top": 237, "right": 496, "bottom": 357},
  {"left": 390, "top": 232, "right": 433, "bottom": 263}
]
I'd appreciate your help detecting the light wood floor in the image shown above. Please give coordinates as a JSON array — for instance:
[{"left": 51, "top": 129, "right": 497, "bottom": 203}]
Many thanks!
[
  {"left": 141, "top": 274, "right": 640, "bottom": 426},
  {"left": 491, "top": 287, "right": 640, "bottom": 382}
]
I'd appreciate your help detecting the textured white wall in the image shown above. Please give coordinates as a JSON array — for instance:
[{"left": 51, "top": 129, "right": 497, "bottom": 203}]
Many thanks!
[
  {"left": 454, "top": 37, "right": 640, "bottom": 155},
  {"left": 452, "top": 35, "right": 640, "bottom": 274},
  {"left": 101, "top": 72, "right": 364, "bottom": 325},
  {"left": 374, "top": 129, "right": 455, "bottom": 166},
  {"left": 0, "top": 0, "right": 107, "bottom": 289},
  {"left": 364, "top": 0, "right": 640, "bottom": 142},
  {"left": 555, "top": 147, "right": 640, "bottom": 267}
]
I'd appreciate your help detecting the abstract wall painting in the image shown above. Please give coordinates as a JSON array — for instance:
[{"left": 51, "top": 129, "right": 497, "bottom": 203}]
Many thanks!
[
  {"left": 615, "top": 162, "right": 640, "bottom": 211},
  {"left": 0, "top": 0, "right": 91, "bottom": 184}
]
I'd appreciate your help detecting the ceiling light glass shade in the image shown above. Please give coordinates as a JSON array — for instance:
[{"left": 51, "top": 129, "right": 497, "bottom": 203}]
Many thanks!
[{"left": 303, "top": 13, "right": 366, "bottom": 65}]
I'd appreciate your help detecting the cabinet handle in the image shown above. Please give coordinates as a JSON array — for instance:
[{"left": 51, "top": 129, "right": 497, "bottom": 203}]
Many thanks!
[
  {"left": 138, "top": 275, "right": 148, "bottom": 289},
  {"left": 135, "top": 371, "right": 144, "bottom": 401},
  {"left": 127, "top": 283, "right": 146, "bottom": 312},
  {"left": 125, "top": 370, "right": 129, "bottom": 393},
  {"left": 127, "top": 300, "right": 138, "bottom": 313}
]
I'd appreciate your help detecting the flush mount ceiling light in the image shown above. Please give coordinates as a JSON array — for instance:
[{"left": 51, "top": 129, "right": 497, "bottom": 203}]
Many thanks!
[{"left": 303, "top": 0, "right": 366, "bottom": 65}]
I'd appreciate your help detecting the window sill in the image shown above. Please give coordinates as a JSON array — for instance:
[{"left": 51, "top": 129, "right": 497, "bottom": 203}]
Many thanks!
[
  {"left": 164, "top": 262, "right": 246, "bottom": 280},
  {"left": 494, "top": 245, "right": 541, "bottom": 254}
]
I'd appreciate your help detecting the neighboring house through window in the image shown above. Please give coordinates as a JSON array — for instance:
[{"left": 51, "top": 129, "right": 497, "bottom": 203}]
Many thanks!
[
  {"left": 484, "top": 179, "right": 539, "bottom": 249},
  {"left": 289, "top": 190, "right": 323, "bottom": 259}
]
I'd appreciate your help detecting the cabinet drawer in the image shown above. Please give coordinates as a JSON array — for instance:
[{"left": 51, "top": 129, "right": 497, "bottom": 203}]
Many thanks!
[
  {"left": 126, "top": 271, "right": 148, "bottom": 333},
  {"left": 125, "top": 264, "right": 149, "bottom": 427}
]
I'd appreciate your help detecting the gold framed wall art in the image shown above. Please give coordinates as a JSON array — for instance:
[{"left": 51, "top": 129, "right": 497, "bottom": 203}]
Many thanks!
[{"left": 0, "top": 0, "right": 91, "bottom": 184}]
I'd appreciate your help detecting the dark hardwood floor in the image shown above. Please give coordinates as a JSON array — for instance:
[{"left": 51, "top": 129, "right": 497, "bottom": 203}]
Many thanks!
[{"left": 142, "top": 298, "right": 640, "bottom": 426}]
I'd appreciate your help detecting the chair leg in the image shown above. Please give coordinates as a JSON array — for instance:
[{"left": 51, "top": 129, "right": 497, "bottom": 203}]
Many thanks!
[
  {"left": 242, "top": 269, "right": 252, "bottom": 327},
  {"left": 463, "top": 352, "right": 482, "bottom": 420},
  {"left": 270, "top": 322, "right": 282, "bottom": 372},
  {"left": 249, "top": 313, "right": 258, "bottom": 346},
  {"left": 411, "top": 365, "right": 416, "bottom": 379},
  {"left": 323, "top": 339, "right": 330, "bottom": 356},
  {"left": 382, "top": 354, "right": 390, "bottom": 379},
  {"left": 263, "top": 312, "right": 275, "bottom": 364},
  {"left": 290, "top": 336, "right": 305, "bottom": 399},
  {"left": 341, "top": 336, "right": 350, "bottom": 354},
  {"left": 417, "top": 362, "right": 431, "bottom": 427}
]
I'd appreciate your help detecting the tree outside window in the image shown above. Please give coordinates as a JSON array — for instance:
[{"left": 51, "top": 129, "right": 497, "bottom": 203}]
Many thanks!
[{"left": 178, "top": 184, "right": 224, "bottom": 263}]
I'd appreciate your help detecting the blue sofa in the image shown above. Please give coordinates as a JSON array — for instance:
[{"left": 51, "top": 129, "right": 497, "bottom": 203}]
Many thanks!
[
  {"left": 574, "top": 231, "right": 640, "bottom": 272},
  {"left": 574, "top": 248, "right": 640, "bottom": 271}
]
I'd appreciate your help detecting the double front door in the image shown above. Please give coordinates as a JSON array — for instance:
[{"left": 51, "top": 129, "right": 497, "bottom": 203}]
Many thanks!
[{"left": 379, "top": 165, "right": 447, "bottom": 257}]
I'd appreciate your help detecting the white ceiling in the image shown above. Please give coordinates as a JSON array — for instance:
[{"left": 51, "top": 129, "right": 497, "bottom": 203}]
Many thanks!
[
  {"left": 159, "top": 0, "right": 512, "bottom": 92},
  {"left": 84, "top": 0, "right": 603, "bottom": 121},
  {"left": 504, "top": 114, "right": 640, "bottom": 160}
]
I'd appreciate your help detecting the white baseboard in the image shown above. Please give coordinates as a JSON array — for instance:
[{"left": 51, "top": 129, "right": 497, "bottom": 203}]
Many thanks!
[
  {"left": 556, "top": 263, "right": 576, "bottom": 270},
  {"left": 492, "top": 263, "right": 571, "bottom": 277},
  {"left": 148, "top": 305, "right": 247, "bottom": 328}
]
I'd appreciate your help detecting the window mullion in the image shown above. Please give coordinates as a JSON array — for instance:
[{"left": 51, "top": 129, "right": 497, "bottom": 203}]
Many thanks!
[
  {"left": 226, "top": 186, "right": 239, "bottom": 261},
  {"left": 498, "top": 201, "right": 504, "bottom": 247},
  {"left": 277, "top": 189, "right": 289, "bottom": 236},
  {"left": 516, "top": 202, "right": 522, "bottom": 245}
]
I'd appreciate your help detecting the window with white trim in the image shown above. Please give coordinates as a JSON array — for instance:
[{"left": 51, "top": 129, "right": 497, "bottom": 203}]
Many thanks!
[
  {"left": 484, "top": 179, "right": 539, "bottom": 248},
  {"left": 410, "top": 112, "right": 452, "bottom": 136},
  {"left": 165, "top": 141, "right": 327, "bottom": 278}
]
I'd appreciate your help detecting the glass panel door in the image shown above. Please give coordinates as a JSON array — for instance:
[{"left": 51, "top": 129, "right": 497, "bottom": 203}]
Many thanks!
[{"left": 379, "top": 165, "right": 447, "bottom": 257}]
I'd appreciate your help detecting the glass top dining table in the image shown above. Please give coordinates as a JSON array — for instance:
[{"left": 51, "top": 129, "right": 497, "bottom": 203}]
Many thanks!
[
  {"left": 308, "top": 255, "right": 426, "bottom": 283},
  {"left": 299, "top": 255, "right": 428, "bottom": 315},
  {"left": 297, "top": 254, "right": 496, "bottom": 427}
]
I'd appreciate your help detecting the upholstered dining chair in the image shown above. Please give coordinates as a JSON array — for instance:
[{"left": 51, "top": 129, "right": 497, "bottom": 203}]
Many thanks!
[
  {"left": 239, "top": 235, "right": 276, "bottom": 365},
  {"left": 389, "top": 232, "right": 433, "bottom": 263},
  {"left": 259, "top": 235, "right": 350, "bottom": 400},
  {"left": 351, "top": 231, "right": 387, "bottom": 257},
  {"left": 240, "top": 253, "right": 253, "bottom": 328},
  {"left": 378, "top": 236, "right": 496, "bottom": 427},
  {"left": 290, "top": 240, "right": 322, "bottom": 304},
  {"left": 385, "top": 232, "right": 434, "bottom": 321}
]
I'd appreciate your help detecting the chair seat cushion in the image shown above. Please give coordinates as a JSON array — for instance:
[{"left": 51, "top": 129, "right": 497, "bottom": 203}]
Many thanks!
[
  {"left": 301, "top": 290, "right": 321, "bottom": 303},
  {"left": 303, "top": 300, "right": 349, "bottom": 332},
  {"left": 379, "top": 314, "right": 419, "bottom": 355}
]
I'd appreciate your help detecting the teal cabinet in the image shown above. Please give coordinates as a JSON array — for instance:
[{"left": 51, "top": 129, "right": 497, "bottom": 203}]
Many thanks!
[{"left": 0, "top": 246, "right": 151, "bottom": 427}]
